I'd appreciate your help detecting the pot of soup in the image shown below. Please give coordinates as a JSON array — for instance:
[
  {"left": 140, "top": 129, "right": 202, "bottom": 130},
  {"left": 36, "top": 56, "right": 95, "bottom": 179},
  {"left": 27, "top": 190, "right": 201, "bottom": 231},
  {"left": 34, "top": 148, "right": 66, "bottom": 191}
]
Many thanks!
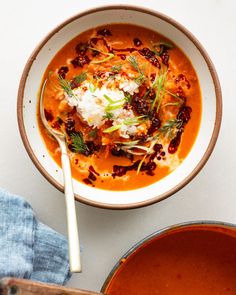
[
  {"left": 2, "top": 221, "right": 236, "bottom": 294},
  {"left": 102, "top": 221, "right": 236, "bottom": 294}
]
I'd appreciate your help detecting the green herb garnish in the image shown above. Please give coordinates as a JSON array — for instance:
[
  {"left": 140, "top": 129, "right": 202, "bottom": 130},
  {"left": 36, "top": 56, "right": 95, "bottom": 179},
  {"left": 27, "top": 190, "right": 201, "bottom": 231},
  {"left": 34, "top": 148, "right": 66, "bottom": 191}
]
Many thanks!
[
  {"left": 152, "top": 41, "right": 174, "bottom": 56},
  {"left": 88, "top": 75, "right": 99, "bottom": 93},
  {"left": 124, "top": 93, "right": 132, "bottom": 103},
  {"left": 58, "top": 77, "right": 74, "bottom": 96},
  {"left": 89, "top": 82, "right": 97, "bottom": 93},
  {"left": 128, "top": 56, "right": 146, "bottom": 85},
  {"left": 103, "top": 116, "right": 146, "bottom": 133},
  {"left": 137, "top": 155, "right": 147, "bottom": 174},
  {"left": 88, "top": 129, "right": 98, "bottom": 138},
  {"left": 128, "top": 56, "right": 142, "bottom": 73},
  {"left": 111, "top": 64, "right": 122, "bottom": 73},
  {"left": 104, "top": 95, "right": 126, "bottom": 112},
  {"left": 136, "top": 136, "right": 160, "bottom": 174},
  {"left": 159, "top": 119, "right": 183, "bottom": 139},
  {"left": 103, "top": 94, "right": 114, "bottom": 103},
  {"left": 89, "top": 47, "right": 114, "bottom": 64},
  {"left": 103, "top": 124, "right": 122, "bottom": 133},
  {"left": 48, "top": 71, "right": 61, "bottom": 91},
  {"left": 70, "top": 132, "right": 89, "bottom": 154},
  {"left": 103, "top": 112, "right": 114, "bottom": 120},
  {"left": 123, "top": 115, "right": 146, "bottom": 125},
  {"left": 161, "top": 90, "right": 184, "bottom": 108},
  {"left": 151, "top": 69, "right": 168, "bottom": 111},
  {"left": 166, "top": 90, "right": 185, "bottom": 103},
  {"left": 105, "top": 103, "right": 124, "bottom": 111},
  {"left": 115, "top": 140, "right": 140, "bottom": 146},
  {"left": 109, "top": 64, "right": 122, "bottom": 80},
  {"left": 162, "top": 102, "right": 180, "bottom": 108},
  {"left": 74, "top": 72, "right": 87, "bottom": 84},
  {"left": 134, "top": 74, "right": 146, "bottom": 85}
]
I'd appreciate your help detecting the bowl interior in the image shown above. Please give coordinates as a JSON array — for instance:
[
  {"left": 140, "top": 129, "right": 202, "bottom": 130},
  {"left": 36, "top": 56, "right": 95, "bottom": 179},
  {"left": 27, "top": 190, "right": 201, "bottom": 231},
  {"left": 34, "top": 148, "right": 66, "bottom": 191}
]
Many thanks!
[{"left": 19, "top": 6, "right": 221, "bottom": 208}]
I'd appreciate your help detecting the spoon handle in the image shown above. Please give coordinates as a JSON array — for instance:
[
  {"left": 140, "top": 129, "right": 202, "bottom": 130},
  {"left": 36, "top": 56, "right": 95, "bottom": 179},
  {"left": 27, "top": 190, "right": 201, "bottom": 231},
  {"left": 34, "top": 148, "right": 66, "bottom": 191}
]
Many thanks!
[{"left": 61, "top": 151, "right": 81, "bottom": 273}]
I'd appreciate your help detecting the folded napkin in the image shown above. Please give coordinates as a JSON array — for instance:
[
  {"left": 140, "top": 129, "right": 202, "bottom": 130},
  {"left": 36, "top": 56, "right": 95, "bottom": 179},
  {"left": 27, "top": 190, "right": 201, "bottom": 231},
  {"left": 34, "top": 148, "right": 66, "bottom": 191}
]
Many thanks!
[{"left": 0, "top": 188, "right": 71, "bottom": 285}]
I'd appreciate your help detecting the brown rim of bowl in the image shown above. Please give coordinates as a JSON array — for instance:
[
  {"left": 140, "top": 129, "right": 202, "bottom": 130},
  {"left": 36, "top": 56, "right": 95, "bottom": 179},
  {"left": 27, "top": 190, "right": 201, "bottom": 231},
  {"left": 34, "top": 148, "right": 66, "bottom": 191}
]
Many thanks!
[
  {"left": 17, "top": 4, "right": 222, "bottom": 210},
  {"left": 100, "top": 220, "right": 235, "bottom": 292}
]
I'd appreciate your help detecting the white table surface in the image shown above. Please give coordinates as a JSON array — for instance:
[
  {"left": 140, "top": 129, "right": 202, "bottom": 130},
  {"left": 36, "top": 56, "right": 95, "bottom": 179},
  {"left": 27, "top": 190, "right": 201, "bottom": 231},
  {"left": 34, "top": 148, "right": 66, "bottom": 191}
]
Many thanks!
[{"left": 0, "top": 0, "right": 235, "bottom": 292}]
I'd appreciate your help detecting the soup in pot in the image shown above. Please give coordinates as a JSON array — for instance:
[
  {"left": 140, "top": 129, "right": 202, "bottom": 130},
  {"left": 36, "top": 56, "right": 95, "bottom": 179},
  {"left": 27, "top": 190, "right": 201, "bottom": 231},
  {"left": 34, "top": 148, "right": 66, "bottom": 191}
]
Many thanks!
[{"left": 104, "top": 225, "right": 236, "bottom": 294}]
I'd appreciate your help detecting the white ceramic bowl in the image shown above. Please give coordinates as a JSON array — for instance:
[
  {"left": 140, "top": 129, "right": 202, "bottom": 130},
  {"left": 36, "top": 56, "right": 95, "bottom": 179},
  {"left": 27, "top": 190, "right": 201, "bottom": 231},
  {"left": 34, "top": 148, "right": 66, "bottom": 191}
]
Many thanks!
[{"left": 17, "top": 5, "right": 222, "bottom": 209}]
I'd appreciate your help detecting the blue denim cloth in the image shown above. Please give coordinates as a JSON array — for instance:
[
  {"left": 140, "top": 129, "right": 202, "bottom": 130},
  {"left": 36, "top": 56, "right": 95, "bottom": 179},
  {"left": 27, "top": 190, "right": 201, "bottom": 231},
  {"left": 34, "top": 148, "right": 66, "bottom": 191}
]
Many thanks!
[{"left": 0, "top": 188, "right": 71, "bottom": 285}]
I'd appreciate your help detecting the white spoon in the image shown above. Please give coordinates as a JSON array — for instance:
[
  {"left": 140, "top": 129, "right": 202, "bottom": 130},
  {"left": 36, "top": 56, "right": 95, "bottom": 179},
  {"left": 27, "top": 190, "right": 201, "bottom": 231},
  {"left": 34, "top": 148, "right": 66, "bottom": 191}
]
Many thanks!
[{"left": 40, "top": 79, "right": 81, "bottom": 273}]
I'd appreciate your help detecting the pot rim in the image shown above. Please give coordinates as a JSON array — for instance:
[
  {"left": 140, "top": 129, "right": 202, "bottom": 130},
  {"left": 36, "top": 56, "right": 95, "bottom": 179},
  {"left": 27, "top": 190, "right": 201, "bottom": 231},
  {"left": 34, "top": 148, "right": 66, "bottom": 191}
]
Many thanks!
[
  {"left": 17, "top": 4, "right": 222, "bottom": 209},
  {"left": 101, "top": 220, "right": 236, "bottom": 292}
]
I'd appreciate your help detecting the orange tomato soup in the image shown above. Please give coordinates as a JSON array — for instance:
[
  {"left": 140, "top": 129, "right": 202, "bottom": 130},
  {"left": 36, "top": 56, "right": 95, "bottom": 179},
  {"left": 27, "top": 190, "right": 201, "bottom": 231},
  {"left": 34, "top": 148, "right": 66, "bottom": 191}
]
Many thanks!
[
  {"left": 38, "top": 24, "right": 201, "bottom": 190},
  {"left": 104, "top": 226, "right": 236, "bottom": 294}
]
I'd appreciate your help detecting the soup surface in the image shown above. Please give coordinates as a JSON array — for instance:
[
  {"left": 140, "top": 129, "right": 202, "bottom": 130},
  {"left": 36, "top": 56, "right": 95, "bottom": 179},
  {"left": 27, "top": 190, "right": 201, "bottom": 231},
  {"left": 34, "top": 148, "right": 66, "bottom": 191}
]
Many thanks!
[
  {"left": 104, "top": 226, "right": 236, "bottom": 294},
  {"left": 38, "top": 24, "right": 201, "bottom": 190}
]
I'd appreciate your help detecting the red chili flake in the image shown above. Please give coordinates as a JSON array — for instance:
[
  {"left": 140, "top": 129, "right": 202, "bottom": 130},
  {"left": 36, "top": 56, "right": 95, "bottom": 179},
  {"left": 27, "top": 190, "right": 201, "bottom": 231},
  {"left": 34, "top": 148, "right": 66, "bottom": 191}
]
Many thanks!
[
  {"left": 70, "top": 80, "right": 78, "bottom": 89},
  {"left": 75, "top": 42, "right": 88, "bottom": 55},
  {"left": 175, "top": 74, "right": 191, "bottom": 89},
  {"left": 97, "top": 28, "right": 112, "bottom": 37},
  {"left": 65, "top": 117, "right": 75, "bottom": 135},
  {"left": 154, "top": 144, "right": 163, "bottom": 153},
  {"left": 148, "top": 89, "right": 156, "bottom": 100},
  {"left": 112, "top": 161, "right": 141, "bottom": 177},
  {"left": 86, "top": 141, "right": 100, "bottom": 155},
  {"left": 177, "top": 106, "right": 192, "bottom": 124},
  {"left": 123, "top": 102, "right": 132, "bottom": 110},
  {"left": 150, "top": 73, "right": 156, "bottom": 83},
  {"left": 57, "top": 117, "right": 63, "bottom": 125},
  {"left": 111, "top": 146, "right": 126, "bottom": 157},
  {"left": 133, "top": 38, "right": 143, "bottom": 47},
  {"left": 51, "top": 121, "right": 61, "bottom": 129},
  {"left": 71, "top": 55, "right": 90, "bottom": 68},
  {"left": 83, "top": 178, "right": 93, "bottom": 185},
  {"left": 139, "top": 47, "right": 153, "bottom": 58},
  {"left": 146, "top": 170, "right": 155, "bottom": 176},
  {"left": 75, "top": 159, "right": 79, "bottom": 165},
  {"left": 176, "top": 86, "right": 186, "bottom": 98},
  {"left": 139, "top": 48, "right": 161, "bottom": 68},
  {"left": 150, "top": 56, "right": 160, "bottom": 68},
  {"left": 168, "top": 131, "right": 182, "bottom": 154},
  {"left": 58, "top": 66, "right": 69, "bottom": 79},
  {"left": 89, "top": 37, "right": 112, "bottom": 52},
  {"left": 44, "top": 109, "right": 53, "bottom": 121},
  {"left": 112, "top": 165, "right": 127, "bottom": 177},
  {"left": 89, "top": 37, "right": 99, "bottom": 46},
  {"left": 89, "top": 165, "right": 100, "bottom": 176},
  {"left": 132, "top": 94, "right": 149, "bottom": 115},
  {"left": 113, "top": 47, "right": 136, "bottom": 53},
  {"left": 146, "top": 161, "right": 157, "bottom": 171},
  {"left": 148, "top": 115, "right": 161, "bottom": 135},
  {"left": 112, "top": 158, "right": 158, "bottom": 178},
  {"left": 88, "top": 172, "right": 97, "bottom": 182},
  {"left": 118, "top": 54, "right": 126, "bottom": 60},
  {"left": 161, "top": 51, "right": 169, "bottom": 66}
]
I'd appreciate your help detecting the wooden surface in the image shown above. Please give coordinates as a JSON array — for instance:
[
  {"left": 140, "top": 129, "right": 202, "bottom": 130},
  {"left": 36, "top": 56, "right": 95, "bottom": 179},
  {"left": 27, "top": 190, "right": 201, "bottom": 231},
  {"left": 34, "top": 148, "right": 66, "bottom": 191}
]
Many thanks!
[{"left": 0, "top": 278, "right": 102, "bottom": 295}]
